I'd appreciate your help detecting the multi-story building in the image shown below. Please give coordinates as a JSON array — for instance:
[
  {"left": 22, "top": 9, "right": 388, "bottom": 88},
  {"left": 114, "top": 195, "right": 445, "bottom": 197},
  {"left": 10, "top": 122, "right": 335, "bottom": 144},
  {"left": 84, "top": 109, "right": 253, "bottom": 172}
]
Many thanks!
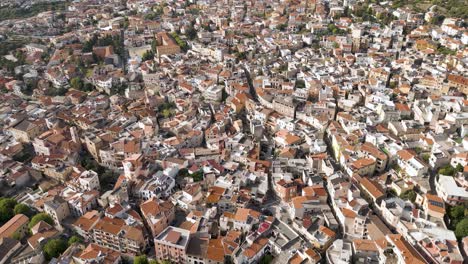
[
  {"left": 436, "top": 175, "right": 468, "bottom": 206},
  {"left": 92, "top": 217, "right": 146, "bottom": 255},
  {"left": 275, "top": 179, "right": 300, "bottom": 202},
  {"left": 9, "top": 119, "right": 47, "bottom": 143},
  {"left": 154, "top": 226, "right": 191, "bottom": 263},
  {"left": 273, "top": 97, "right": 296, "bottom": 118},
  {"left": 44, "top": 196, "right": 70, "bottom": 227},
  {"left": 140, "top": 198, "right": 175, "bottom": 237}
]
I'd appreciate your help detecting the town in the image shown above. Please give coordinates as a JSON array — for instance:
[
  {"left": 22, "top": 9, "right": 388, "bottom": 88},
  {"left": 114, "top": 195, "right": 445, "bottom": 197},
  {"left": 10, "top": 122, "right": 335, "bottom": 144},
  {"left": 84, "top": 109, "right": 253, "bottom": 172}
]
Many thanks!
[{"left": 0, "top": 0, "right": 467, "bottom": 263}]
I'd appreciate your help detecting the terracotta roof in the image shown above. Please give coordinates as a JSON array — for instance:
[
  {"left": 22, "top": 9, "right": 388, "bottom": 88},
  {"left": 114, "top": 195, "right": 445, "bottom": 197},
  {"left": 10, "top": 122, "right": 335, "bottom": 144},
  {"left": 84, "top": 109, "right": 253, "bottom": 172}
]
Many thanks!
[
  {"left": 387, "top": 235, "right": 426, "bottom": 264},
  {"left": 425, "top": 194, "right": 445, "bottom": 214},
  {"left": 0, "top": 214, "right": 29, "bottom": 238},
  {"left": 353, "top": 239, "right": 379, "bottom": 252},
  {"left": 342, "top": 208, "right": 357, "bottom": 218},
  {"left": 319, "top": 225, "right": 336, "bottom": 238},
  {"left": 360, "top": 177, "right": 385, "bottom": 199},
  {"left": 243, "top": 237, "right": 269, "bottom": 258},
  {"left": 397, "top": 149, "right": 415, "bottom": 161}
]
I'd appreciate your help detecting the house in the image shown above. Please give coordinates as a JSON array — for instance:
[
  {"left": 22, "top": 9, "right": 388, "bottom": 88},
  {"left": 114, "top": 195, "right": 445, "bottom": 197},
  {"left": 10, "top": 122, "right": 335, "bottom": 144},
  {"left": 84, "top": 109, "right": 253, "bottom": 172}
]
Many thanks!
[
  {"left": 0, "top": 214, "right": 29, "bottom": 239},
  {"left": 27, "top": 221, "right": 59, "bottom": 250},
  {"left": 234, "top": 237, "right": 270, "bottom": 264},
  {"left": 275, "top": 178, "right": 300, "bottom": 202},
  {"left": 348, "top": 158, "right": 376, "bottom": 177},
  {"left": 352, "top": 239, "right": 386, "bottom": 264},
  {"left": 220, "top": 208, "right": 261, "bottom": 232},
  {"left": 396, "top": 149, "right": 428, "bottom": 177},
  {"left": 311, "top": 225, "right": 336, "bottom": 251},
  {"left": 423, "top": 194, "right": 445, "bottom": 219},
  {"left": 360, "top": 177, "right": 386, "bottom": 203}
]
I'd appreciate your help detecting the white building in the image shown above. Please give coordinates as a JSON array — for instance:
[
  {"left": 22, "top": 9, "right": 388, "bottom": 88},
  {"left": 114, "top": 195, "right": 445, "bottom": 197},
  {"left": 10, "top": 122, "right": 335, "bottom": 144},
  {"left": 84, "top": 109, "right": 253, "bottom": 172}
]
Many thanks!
[{"left": 436, "top": 175, "right": 468, "bottom": 206}]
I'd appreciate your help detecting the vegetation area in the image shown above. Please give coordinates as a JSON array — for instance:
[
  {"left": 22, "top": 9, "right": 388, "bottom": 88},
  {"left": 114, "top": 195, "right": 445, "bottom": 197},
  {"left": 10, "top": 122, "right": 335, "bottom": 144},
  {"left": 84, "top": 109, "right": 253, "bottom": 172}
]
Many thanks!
[
  {"left": 43, "top": 238, "right": 68, "bottom": 260},
  {"left": 68, "top": 235, "right": 82, "bottom": 246},
  {"left": 0, "top": 198, "right": 18, "bottom": 224},
  {"left": 141, "top": 50, "right": 155, "bottom": 61},
  {"left": 170, "top": 32, "right": 188, "bottom": 52},
  {"left": 133, "top": 255, "right": 169, "bottom": 264},
  {"left": 13, "top": 203, "right": 33, "bottom": 217},
  {"left": 438, "top": 164, "right": 463, "bottom": 176},
  {"left": 81, "top": 152, "right": 118, "bottom": 191},
  {"left": 259, "top": 253, "right": 274, "bottom": 264},
  {"left": 158, "top": 102, "right": 176, "bottom": 118},
  {"left": 82, "top": 34, "right": 125, "bottom": 59},
  {"left": 437, "top": 45, "right": 457, "bottom": 56},
  {"left": 391, "top": 0, "right": 468, "bottom": 19},
  {"left": 178, "top": 168, "right": 204, "bottom": 182},
  {"left": 399, "top": 189, "right": 417, "bottom": 202},
  {"left": 29, "top": 213, "right": 54, "bottom": 229},
  {"left": 0, "top": 43, "right": 27, "bottom": 74},
  {"left": 447, "top": 205, "right": 468, "bottom": 240},
  {"left": 143, "top": 5, "right": 164, "bottom": 20},
  {"left": 70, "top": 77, "right": 94, "bottom": 92},
  {"left": 0, "top": 2, "right": 67, "bottom": 21}
]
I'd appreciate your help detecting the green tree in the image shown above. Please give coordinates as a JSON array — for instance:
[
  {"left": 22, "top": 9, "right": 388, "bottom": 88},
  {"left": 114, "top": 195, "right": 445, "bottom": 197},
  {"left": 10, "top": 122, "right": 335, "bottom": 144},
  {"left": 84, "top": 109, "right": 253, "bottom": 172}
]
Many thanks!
[
  {"left": 0, "top": 198, "right": 17, "bottom": 223},
  {"left": 70, "top": 77, "right": 84, "bottom": 90},
  {"left": 162, "top": 109, "right": 172, "bottom": 118},
  {"left": 134, "top": 255, "right": 149, "bottom": 264},
  {"left": 186, "top": 26, "right": 197, "bottom": 40},
  {"left": 259, "top": 254, "right": 274, "bottom": 264},
  {"left": 449, "top": 205, "right": 466, "bottom": 226},
  {"left": 438, "top": 165, "right": 456, "bottom": 176},
  {"left": 12, "top": 230, "right": 22, "bottom": 240},
  {"left": 29, "top": 213, "right": 54, "bottom": 229},
  {"left": 455, "top": 218, "right": 468, "bottom": 240},
  {"left": 400, "top": 190, "right": 417, "bottom": 202},
  {"left": 141, "top": 50, "right": 155, "bottom": 61},
  {"left": 43, "top": 238, "right": 68, "bottom": 260},
  {"left": 68, "top": 235, "right": 82, "bottom": 246},
  {"left": 13, "top": 203, "right": 32, "bottom": 217},
  {"left": 276, "top": 24, "right": 287, "bottom": 31},
  {"left": 422, "top": 154, "right": 430, "bottom": 163}
]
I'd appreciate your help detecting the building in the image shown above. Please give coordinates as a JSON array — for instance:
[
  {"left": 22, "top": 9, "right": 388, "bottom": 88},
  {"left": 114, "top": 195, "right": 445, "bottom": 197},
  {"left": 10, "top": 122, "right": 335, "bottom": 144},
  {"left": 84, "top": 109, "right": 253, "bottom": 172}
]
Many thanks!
[
  {"left": 273, "top": 97, "right": 296, "bottom": 118},
  {"left": 92, "top": 217, "right": 146, "bottom": 255},
  {"left": 447, "top": 74, "right": 468, "bottom": 95},
  {"left": 140, "top": 198, "right": 175, "bottom": 237},
  {"left": 436, "top": 175, "right": 468, "bottom": 206},
  {"left": 203, "top": 85, "right": 224, "bottom": 102},
  {"left": 155, "top": 32, "right": 181, "bottom": 56},
  {"left": 72, "top": 210, "right": 100, "bottom": 241},
  {"left": 386, "top": 234, "right": 427, "bottom": 264},
  {"left": 73, "top": 243, "right": 122, "bottom": 264},
  {"left": 9, "top": 119, "right": 47, "bottom": 143},
  {"left": 44, "top": 196, "right": 70, "bottom": 227},
  {"left": 154, "top": 226, "right": 191, "bottom": 263},
  {"left": 423, "top": 194, "right": 445, "bottom": 219},
  {"left": 275, "top": 179, "right": 300, "bottom": 202},
  {"left": 0, "top": 237, "right": 21, "bottom": 264},
  {"left": 396, "top": 150, "right": 428, "bottom": 177},
  {"left": 0, "top": 214, "right": 29, "bottom": 239}
]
